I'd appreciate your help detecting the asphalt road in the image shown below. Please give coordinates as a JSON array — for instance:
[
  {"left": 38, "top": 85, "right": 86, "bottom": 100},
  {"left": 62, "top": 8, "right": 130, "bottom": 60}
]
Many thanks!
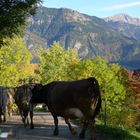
[{"left": 0, "top": 112, "right": 93, "bottom": 140}]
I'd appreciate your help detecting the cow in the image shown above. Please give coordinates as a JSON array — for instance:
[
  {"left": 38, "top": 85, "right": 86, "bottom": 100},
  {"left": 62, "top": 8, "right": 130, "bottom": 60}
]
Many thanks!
[
  {"left": 6, "top": 88, "right": 15, "bottom": 117},
  {"left": 30, "top": 77, "right": 101, "bottom": 140},
  {"left": 0, "top": 86, "right": 14, "bottom": 122},
  {"left": 14, "top": 84, "right": 33, "bottom": 127}
]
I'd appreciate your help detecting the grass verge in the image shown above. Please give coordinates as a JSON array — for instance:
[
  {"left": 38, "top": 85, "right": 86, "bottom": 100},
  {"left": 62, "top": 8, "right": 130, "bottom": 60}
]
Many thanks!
[{"left": 96, "top": 123, "right": 140, "bottom": 140}]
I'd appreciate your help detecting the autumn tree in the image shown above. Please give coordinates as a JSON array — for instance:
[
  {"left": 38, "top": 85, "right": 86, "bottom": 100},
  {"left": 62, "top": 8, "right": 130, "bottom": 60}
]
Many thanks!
[{"left": 90, "top": 57, "right": 133, "bottom": 127}]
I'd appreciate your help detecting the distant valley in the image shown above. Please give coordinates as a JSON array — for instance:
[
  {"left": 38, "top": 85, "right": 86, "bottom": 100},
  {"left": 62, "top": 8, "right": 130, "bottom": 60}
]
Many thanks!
[{"left": 25, "top": 7, "right": 140, "bottom": 69}]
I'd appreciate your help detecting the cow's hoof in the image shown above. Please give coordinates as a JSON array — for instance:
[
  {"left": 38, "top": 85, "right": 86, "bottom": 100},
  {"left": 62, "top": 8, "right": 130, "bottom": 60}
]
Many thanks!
[
  {"left": 3, "top": 119, "right": 6, "bottom": 122},
  {"left": 90, "top": 137, "right": 96, "bottom": 140},
  {"left": 24, "top": 123, "right": 28, "bottom": 128},
  {"left": 53, "top": 130, "right": 59, "bottom": 136},
  {"left": 79, "top": 133, "right": 85, "bottom": 139},
  {"left": 30, "top": 125, "right": 34, "bottom": 129},
  {"left": 71, "top": 128, "right": 77, "bottom": 135}
]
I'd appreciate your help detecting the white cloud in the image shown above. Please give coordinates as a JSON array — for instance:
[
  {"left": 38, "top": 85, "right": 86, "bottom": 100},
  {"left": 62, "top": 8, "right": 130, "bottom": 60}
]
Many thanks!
[{"left": 103, "top": 1, "right": 140, "bottom": 11}]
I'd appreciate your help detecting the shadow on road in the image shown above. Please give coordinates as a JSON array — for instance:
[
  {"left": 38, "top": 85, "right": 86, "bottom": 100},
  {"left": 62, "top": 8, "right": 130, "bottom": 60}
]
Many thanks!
[{"left": 0, "top": 114, "right": 85, "bottom": 140}]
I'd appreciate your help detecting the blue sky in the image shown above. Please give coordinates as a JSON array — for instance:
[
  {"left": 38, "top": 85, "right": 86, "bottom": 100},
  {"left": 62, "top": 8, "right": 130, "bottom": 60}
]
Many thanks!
[{"left": 43, "top": 0, "right": 140, "bottom": 18}]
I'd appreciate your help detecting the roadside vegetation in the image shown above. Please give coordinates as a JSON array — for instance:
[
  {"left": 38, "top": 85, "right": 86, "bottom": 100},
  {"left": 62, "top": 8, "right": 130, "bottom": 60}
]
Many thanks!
[{"left": 97, "top": 123, "right": 140, "bottom": 140}]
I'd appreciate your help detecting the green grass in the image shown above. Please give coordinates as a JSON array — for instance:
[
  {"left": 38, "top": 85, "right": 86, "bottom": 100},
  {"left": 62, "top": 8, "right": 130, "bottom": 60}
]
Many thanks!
[{"left": 96, "top": 122, "right": 140, "bottom": 140}]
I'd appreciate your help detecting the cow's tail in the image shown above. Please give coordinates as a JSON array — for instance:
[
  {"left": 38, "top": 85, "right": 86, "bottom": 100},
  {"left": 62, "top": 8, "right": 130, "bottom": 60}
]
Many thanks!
[
  {"left": 88, "top": 77, "right": 102, "bottom": 118},
  {"left": 93, "top": 93, "right": 102, "bottom": 118}
]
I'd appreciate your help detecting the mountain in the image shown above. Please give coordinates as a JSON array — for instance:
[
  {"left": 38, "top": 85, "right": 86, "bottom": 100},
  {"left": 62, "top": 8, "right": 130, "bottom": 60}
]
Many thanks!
[
  {"left": 104, "top": 14, "right": 140, "bottom": 42},
  {"left": 26, "top": 7, "right": 140, "bottom": 69},
  {"left": 105, "top": 14, "right": 140, "bottom": 26}
]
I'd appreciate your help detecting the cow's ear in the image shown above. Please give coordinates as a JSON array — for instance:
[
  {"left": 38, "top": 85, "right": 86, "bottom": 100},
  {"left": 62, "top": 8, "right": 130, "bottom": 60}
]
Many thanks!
[
  {"left": 27, "top": 83, "right": 35, "bottom": 90},
  {"left": 13, "top": 87, "right": 17, "bottom": 92},
  {"left": 36, "top": 84, "right": 43, "bottom": 90}
]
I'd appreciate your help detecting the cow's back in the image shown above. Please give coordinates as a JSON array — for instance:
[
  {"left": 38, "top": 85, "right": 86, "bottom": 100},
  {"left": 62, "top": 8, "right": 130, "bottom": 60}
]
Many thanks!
[
  {"left": 47, "top": 79, "right": 96, "bottom": 116},
  {"left": 49, "top": 79, "right": 90, "bottom": 96}
]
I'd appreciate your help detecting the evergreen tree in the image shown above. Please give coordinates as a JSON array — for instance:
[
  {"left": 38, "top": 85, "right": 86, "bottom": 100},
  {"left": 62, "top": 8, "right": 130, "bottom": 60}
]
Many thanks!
[{"left": 0, "top": 0, "right": 42, "bottom": 46}]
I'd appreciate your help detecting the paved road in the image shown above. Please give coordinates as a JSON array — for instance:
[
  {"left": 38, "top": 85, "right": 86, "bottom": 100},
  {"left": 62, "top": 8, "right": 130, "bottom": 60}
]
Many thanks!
[{"left": 0, "top": 112, "right": 94, "bottom": 140}]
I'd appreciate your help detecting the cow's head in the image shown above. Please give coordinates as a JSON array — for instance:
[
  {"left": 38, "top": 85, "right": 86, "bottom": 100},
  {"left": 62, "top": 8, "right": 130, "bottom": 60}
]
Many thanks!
[
  {"left": 30, "top": 84, "right": 44, "bottom": 103},
  {"left": 15, "top": 83, "right": 35, "bottom": 127}
]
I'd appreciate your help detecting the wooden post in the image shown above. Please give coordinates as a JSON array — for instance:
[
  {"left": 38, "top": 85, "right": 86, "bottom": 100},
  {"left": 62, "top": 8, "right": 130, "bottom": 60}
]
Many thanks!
[{"left": 104, "top": 97, "right": 107, "bottom": 126}]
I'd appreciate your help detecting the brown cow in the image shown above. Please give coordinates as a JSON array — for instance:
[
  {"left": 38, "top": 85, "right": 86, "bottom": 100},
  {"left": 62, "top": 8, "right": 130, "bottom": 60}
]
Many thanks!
[
  {"left": 30, "top": 77, "right": 101, "bottom": 140},
  {"left": 14, "top": 84, "right": 33, "bottom": 127},
  {"left": 0, "top": 86, "right": 14, "bottom": 122},
  {"left": 6, "top": 88, "right": 15, "bottom": 117}
]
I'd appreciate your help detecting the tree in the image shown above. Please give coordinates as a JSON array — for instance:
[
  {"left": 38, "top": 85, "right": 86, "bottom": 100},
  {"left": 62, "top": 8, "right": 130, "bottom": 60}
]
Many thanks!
[
  {"left": 0, "top": 35, "right": 32, "bottom": 86},
  {"left": 0, "top": 0, "right": 42, "bottom": 46},
  {"left": 38, "top": 42, "right": 79, "bottom": 83},
  {"left": 90, "top": 57, "right": 133, "bottom": 127}
]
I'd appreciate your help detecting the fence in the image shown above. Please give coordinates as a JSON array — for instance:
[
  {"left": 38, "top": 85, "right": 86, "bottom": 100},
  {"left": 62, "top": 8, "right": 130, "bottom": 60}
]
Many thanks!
[{"left": 102, "top": 97, "right": 140, "bottom": 126}]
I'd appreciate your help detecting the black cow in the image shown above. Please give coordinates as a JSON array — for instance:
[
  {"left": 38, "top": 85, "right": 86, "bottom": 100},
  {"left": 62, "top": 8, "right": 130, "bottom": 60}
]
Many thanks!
[
  {"left": 30, "top": 77, "right": 101, "bottom": 140},
  {"left": 14, "top": 84, "right": 33, "bottom": 127}
]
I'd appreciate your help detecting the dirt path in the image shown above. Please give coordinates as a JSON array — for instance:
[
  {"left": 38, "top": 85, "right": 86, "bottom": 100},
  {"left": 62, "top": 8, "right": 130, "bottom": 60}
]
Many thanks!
[{"left": 0, "top": 112, "right": 109, "bottom": 140}]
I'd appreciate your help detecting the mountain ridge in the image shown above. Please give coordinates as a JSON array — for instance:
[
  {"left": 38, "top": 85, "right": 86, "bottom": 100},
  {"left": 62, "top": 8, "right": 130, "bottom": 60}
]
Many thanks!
[
  {"left": 105, "top": 13, "right": 140, "bottom": 26},
  {"left": 26, "top": 7, "right": 140, "bottom": 69},
  {"left": 104, "top": 14, "right": 140, "bottom": 42}
]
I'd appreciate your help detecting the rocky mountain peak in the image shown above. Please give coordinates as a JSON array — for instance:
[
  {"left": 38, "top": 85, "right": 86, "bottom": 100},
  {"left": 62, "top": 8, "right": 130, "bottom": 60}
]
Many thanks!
[
  {"left": 105, "top": 14, "right": 140, "bottom": 26},
  {"left": 59, "top": 8, "right": 91, "bottom": 23}
]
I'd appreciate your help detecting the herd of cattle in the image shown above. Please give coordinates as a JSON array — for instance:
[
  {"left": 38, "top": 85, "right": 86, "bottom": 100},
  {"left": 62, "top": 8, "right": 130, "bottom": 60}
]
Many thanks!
[{"left": 0, "top": 77, "right": 101, "bottom": 140}]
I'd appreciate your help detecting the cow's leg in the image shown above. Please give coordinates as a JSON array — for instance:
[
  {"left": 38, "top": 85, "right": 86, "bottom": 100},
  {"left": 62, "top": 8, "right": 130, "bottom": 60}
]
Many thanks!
[
  {"left": 10, "top": 108, "right": 12, "bottom": 117},
  {"left": 89, "top": 120, "right": 96, "bottom": 140},
  {"left": 48, "top": 104, "right": 59, "bottom": 135},
  {"left": 8, "top": 107, "right": 12, "bottom": 117},
  {"left": 19, "top": 108, "right": 25, "bottom": 124},
  {"left": 3, "top": 112, "right": 6, "bottom": 122},
  {"left": 30, "top": 104, "right": 34, "bottom": 129},
  {"left": 52, "top": 114, "right": 59, "bottom": 136},
  {"left": 23, "top": 108, "right": 30, "bottom": 127},
  {"left": 20, "top": 111, "right": 24, "bottom": 123},
  {"left": 79, "top": 121, "right": 89, "bottom": 139},
  {"left": 24, "top": 115, "right": 29, "bottom": 127},
  {"left": 25, "top": 116, "right": 29, "bottom": 127},
  {"left": 0, "top": 115, "right": 2, "bottom": 122},
  {"left": 65, "top": 118, "right": 77, "bottom": 135},
  {"left": 8, "top": 109, "right": 11, "bottom": 117},
  {"left": 19, "top": 109, "right": 26, "bottom": 126}
]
